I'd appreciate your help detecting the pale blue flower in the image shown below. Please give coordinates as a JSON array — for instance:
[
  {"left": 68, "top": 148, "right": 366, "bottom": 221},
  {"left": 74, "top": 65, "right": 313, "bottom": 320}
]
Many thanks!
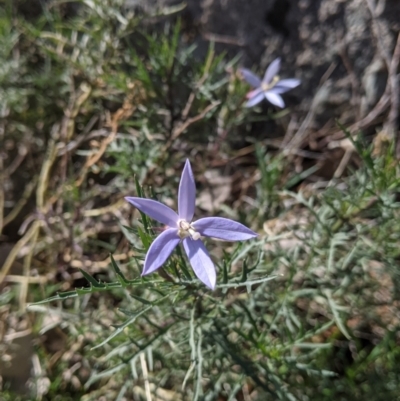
[
  {"left": 125, "top": 160, "right": 257, "bottom": 289},
  {"left": 240, "top": 58, "right": 300, "bottom": 108}
]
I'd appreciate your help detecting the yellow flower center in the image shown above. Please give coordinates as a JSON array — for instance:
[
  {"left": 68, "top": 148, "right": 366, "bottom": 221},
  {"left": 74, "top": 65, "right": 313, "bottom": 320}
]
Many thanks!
[
  {"left": 177, "top": 219, "right": 201, "bottom": 240},
  {"left": 261, "top": 75, "right": 280, "bottom": 91}
]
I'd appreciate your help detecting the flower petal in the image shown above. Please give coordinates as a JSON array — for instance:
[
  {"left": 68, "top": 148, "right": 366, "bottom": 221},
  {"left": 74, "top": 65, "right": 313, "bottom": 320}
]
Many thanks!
[
  {"left": 239, "top": 68, "right": 262, "bottom": 88},
  {"left": 178, "top": 159, "right": 196, "bottom": 222},
  {"left": 125, "top": 197, "right": 179, "bottom": 227},
  {"left": 274, "top": 78, "right": 301, "bottom": 91},
  {"left": 183, "top": 238, "right": 216, "bottom": 289},
  {"left": 267, "top": 86, "right": 289, "bottom": 95},
  {"left": 265, "top": 91, "right": 285, "bottom": 108},
  {"left": 142, "top": 228, "right": 180, "bottom": 275},
  {"left": 246, "top": 88, "right": 261, "bottom": 99},
  {"left": 192, "top": 217, "right": 258, "bottom": 241},
  {"left": 245, "top": 89, "right": 265, "bottom": 107},
  {"left": 276, "top": 78, "right": 301, "bottom": 88},
  {"left": 263, "top": 58, "right": 281, "bottom": 84}
]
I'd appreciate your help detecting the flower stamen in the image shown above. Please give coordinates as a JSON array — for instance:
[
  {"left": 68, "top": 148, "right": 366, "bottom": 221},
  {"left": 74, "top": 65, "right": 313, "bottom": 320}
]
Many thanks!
[
  {"left": 261, "top": 75, "right": 280, "bottom": 91},
  {"left": 178, "top": 219, "right": 200, "bottom": 240}
]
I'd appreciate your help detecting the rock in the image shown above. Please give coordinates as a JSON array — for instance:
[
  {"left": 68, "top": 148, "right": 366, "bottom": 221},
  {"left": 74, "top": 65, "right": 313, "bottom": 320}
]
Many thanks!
[{"left": 142, "top": 0, "right": 400, "bottom": 129}]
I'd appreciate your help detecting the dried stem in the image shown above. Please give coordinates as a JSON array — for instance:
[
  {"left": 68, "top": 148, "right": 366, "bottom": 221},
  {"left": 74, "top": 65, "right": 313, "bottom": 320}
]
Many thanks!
[
  {"left": 387, "top": 33, "right": 400, "bottom": 152},
  {"left": 140, "top": 352, "right": 153, "bottom": 401},
  {"left": 75, "top": 83, "right": 138, "bottom": 187},
  {"left": 366, "top": 0, "right": 400, "bottom": 152},
  {"left": 181, "top": 46, "right": 214, "bottom": 121},
  {"left": 285, "top": 62, "right": 337, "bottom": 152},
  {"left": 0, "top": 220, "right": 42, "bottom": 284},
  {"left": 2, "top": 177, "right": 37, "bottom": 229},
  {"left": 19, "top": 228, "right": 39, "bottom": 309},
  {"left": 0, "top": 115, "right": 5, "bottom": 235},
  {"left": 337, "top": 36, "right": 361, "bottom": 119},
  {"left": 365, "top": 0, "right": 392, "bottom": 67},
  {"left": 0, "top": 164, "right": 4, "bottom": 236}
]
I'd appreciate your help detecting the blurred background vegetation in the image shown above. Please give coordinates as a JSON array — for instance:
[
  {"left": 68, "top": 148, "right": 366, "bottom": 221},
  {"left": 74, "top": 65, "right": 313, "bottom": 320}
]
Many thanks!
[{"left": 1, "top": 0, "right": 400, "bottom": 400}]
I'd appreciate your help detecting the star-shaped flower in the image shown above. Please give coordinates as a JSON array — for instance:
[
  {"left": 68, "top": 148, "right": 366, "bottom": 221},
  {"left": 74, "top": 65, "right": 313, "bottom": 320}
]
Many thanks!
[
  {"left": 125, "top": 160, "right": 257, "bottom": 289},
  {"left": 240, "top": 58, "right": 300, "bottom": 108}
]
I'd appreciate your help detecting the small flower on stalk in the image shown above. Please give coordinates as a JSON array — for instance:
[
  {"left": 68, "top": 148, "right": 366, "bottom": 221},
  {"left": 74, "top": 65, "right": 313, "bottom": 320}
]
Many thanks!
[
  {"left": 125, "top": 160, "right": 257, "bottom": 290},
  {"left": 240, "top": 58, "right": 300, "bottom": 108}
]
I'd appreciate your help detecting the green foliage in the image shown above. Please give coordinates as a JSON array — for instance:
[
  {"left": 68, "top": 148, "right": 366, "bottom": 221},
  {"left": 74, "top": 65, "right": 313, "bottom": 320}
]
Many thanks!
[{"left": 28, "top": 142, "right": 400, "bottom": 399}]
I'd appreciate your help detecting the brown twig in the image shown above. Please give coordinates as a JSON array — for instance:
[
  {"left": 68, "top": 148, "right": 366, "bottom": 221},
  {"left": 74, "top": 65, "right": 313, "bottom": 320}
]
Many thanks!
[
  {"left": 75, "top": 83, "right": 138, "bottom": 187},
  {"left": 366, "top": 0, "right": 400, "bottom": 152},
  {"left": 169, "top": 101, "right": 220, "bottom": 145},
  {"left": 334, "top": 19, "right": 399, "bottom": 150},
  {"left": 37, "top": 131, "right": 59, "bottom": 211},
  {"left": 4, "top": 143, "right": 29, "bottom": 176},
  {"left": 58, "top": 82, "right": 92, "bottom": 192},
  {"left": 138, "top": 49, "right": 220, "bottom": 186},
  {"left": 181, "top": 46, "right": 214, "bottom": 122},
  {"left": 83, "top": 199, "right": 126, "bottom": 217},
  {"left": 387, "top": 33, "right": 400, "bottom": 151},
  {"left": 202, "top": 32, "right": 245, "bottom": 47},
  {"left": 19, "top": 228, "right": 39, "bottom": 310},
  {"left": 0, "top": 125, "right": 58, "bottom": 287},
  {"left": 5, "top": 275, "right": 47, "bottom": 284},
  {"left": 57, "top": 121, "right": 103, "bottom": 157},
  {"left": 143, "top": 101, "right": 220, "bottom": 185},
  {"left": 0, "top": 220, "right": 42, "bottom": 284},
  {"left": 2, "top": 177, "right": 37, "bottom": 228},
  {"left": 365, "top": 0, "right": 391, "bottom": 68},
  {"left": 0, "top": 159, "right": 4, "bottom": 236},
  {"left": 0, "top": 112, "right": 5, "bottom": 235},
  {"left": 285, "top": 62, "right": 337, "bottom": 153},
  {"left": 0, "top": 85, "right": 93, "bottom": 292},
  {"left": 140, "top": 352, "right": 153, "bottom": 401},
  {"left": 337, "top": 35, "right": 361, "bottom": 119}
]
